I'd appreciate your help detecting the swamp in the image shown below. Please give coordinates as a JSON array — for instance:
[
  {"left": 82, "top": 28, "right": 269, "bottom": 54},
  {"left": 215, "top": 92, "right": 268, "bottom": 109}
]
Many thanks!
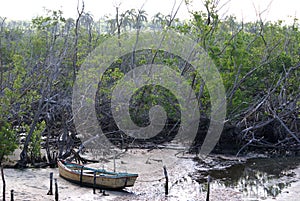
[{"left": 0, "top": 0, "right": 300, "bottom": 200}]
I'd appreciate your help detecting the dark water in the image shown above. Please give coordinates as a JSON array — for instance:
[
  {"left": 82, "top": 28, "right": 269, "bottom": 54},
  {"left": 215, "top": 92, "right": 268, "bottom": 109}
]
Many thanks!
[{"left": 193, "top": 156, "right": 300, "bottom": 199}]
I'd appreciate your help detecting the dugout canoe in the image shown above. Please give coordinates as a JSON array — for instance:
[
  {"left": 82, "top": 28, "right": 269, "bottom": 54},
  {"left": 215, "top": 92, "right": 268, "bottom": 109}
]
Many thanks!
[{"left": 57, "top": 160, "right": 138, "bottom": 189}]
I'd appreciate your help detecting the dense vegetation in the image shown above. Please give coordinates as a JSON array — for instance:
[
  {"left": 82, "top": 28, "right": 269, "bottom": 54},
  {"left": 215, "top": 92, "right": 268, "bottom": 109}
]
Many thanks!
[{"left": 0, "top": 1, "right": 299, "bottom": 167}]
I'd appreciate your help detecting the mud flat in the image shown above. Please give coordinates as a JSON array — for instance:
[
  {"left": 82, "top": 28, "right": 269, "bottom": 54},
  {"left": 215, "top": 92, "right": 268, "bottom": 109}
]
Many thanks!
[
  {"left": 0, "top": 149, "right": 241, "bottom": 200},
  {"left": 1, "top": 149, "right": 299, "bottom": 200}
]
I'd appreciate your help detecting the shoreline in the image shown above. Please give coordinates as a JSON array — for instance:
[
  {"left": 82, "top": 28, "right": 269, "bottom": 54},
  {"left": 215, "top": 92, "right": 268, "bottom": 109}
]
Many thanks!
[{"left": 1, "top": 149, "right": 300, "bottom": 200}]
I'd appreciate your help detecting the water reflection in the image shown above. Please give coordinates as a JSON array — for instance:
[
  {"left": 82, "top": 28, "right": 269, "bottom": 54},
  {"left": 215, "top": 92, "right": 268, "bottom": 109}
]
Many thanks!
[{"left": 193, "top": 157, "right": 300, "bottom": 199}]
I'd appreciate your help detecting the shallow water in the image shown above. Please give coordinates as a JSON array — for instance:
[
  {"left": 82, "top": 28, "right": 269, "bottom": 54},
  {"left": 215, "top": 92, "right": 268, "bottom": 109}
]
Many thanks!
[{"left": 193, "top": 156, "right": 300, "bottom": 200}]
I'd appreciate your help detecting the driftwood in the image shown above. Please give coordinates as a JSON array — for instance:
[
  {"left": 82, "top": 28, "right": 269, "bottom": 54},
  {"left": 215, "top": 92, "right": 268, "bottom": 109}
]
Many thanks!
[
  {"left": 32, "top": 161, "right": 57, "bottom": 168},
  {"left": 232, "top": 63, "right": 300, "bottom": 155},
  {"left": 65, "top": 149, "right": 99, "bottom": 164}
]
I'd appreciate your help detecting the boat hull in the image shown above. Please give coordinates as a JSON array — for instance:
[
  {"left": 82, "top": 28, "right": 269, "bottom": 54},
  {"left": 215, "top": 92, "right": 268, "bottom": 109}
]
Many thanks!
[{"left": 57, "top": 160, "right": 138, "bottom": 189}]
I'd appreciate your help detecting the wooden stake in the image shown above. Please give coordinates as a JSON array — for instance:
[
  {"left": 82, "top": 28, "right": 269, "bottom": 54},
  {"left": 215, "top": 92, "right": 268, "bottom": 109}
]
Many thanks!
[
  {"left": 55, "top": 178, "right": 58, "bottom": 201},
  {"left": 163, "top": 165, "right": 168, "bottom": 196},
  {"left": 80, "top": 166, "right": 83, "bottom": 186},
  {"left": 93, "top": 172, "right": 96, "bottom": 194},
  {"left": 47, "top": 172, "right": 53, "bottom": 195},
  {"left": 206, "top": 175, "right": 210, "bottom": 201},
  {"left": 1, "top": 166, "right": 6, "bottom": 201},
  {"left": 10, "top": 190, "right": 13, "bottom": 201},
  {"left": 113, "top": 154, "right": 116, "bottom": 173},
  {"left": 103, "top": 190, "right": 109, "bottom": 196}
]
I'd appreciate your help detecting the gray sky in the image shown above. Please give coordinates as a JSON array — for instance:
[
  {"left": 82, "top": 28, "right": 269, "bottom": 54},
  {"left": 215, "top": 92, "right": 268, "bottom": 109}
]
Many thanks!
[{"left": 0, "top": 0, "right": 299, "bottom": 23}]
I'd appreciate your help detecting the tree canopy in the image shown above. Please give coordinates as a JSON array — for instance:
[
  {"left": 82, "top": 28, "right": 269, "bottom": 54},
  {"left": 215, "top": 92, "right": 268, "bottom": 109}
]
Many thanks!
[{"left": 0, "top": 1, "right": 299, "bottom": 166}]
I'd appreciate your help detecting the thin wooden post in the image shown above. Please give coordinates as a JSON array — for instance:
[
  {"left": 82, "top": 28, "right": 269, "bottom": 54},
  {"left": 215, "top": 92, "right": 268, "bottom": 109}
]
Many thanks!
[
  {"left": 47, "top": 172, "right": 53, "bottom": 195},
  {"left": 54, "top": 178, "right": 58, "bottom": 201},
  {"left": 10, "top": 190, "right": 13, "bottom": 201},
  {"left": 1, "top": 166, "right": 6, "bottom": 201},
  {"left": 113, "top": 154, "right": 116, "bottom": 173},
  {"left": 163, "top": 165, "right": 168, "bottom": 196},
  {"left": 103, "top": 190, "right": 109, "bottom": 196},
  {"left": 80, "top": 166, "right": 83, "bottom": 186},
  {"left": 93, "top": 172, "right": 96, "bottom": 194},
  {"left": 206, "top": 175, "right": 210, "bottom": 201}
]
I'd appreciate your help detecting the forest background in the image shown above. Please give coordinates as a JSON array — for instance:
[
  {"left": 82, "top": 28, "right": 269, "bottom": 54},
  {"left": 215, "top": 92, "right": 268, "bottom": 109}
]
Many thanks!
[{"left": 0, "top": 0, "right": 299, "bottom": 167}]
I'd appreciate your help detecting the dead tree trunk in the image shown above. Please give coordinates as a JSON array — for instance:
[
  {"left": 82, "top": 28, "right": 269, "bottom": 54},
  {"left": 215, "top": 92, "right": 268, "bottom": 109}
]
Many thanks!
[
  {"left": 73, "top": 0, "right": 84, "bottom": 81},
  {"left": 18, "top": 96, "right": 44, "bottom": 168}
]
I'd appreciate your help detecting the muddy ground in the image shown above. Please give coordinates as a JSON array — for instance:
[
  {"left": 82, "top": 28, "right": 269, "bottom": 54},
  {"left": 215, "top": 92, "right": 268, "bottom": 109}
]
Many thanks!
[{"left": 1, "top": 149, "right": 300, "bottom": 200}]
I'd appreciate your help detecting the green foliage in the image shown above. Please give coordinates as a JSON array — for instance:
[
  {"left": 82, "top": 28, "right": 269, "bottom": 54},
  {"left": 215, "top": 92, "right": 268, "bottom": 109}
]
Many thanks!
[
  {"left": 22, "top": 121, "right": 46, "bottom": 159},
  {"left": 0, "top": 2, "right": 300, "bottom": 155},
  {"left": 173, "top": 1, "right": 300, "bottom": 120},
  {"left": 32, "top": 9, "right": 65, "bottom": 30},
  {"left": 0, "top": 122, "right": 18, "bottom": 163}
]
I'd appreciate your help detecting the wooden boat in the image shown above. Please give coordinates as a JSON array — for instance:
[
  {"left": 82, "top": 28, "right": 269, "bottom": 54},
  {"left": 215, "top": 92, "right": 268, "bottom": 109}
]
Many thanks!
[{"left": 57, "top": 160, "right": 138, "bottom": 189}]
